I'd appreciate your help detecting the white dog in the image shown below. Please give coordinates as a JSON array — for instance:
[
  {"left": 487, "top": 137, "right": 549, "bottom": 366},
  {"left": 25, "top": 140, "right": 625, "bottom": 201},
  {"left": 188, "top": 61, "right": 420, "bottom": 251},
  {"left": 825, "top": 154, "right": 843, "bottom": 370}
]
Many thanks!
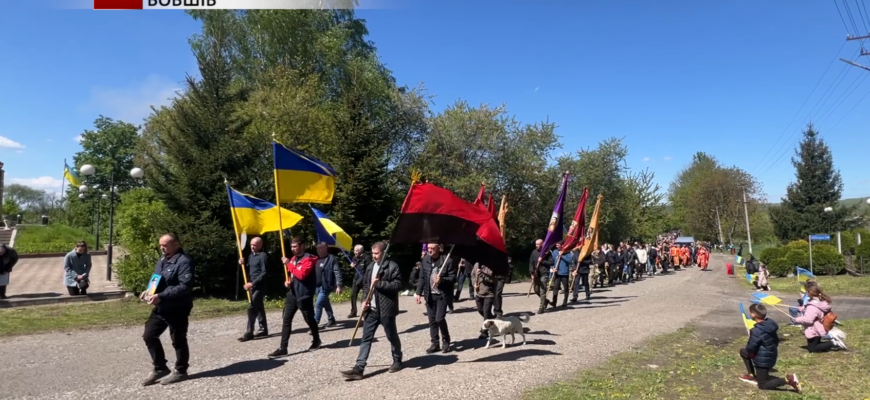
[{"left": 481, "top": 314, "right": 531, "bottom": 349}]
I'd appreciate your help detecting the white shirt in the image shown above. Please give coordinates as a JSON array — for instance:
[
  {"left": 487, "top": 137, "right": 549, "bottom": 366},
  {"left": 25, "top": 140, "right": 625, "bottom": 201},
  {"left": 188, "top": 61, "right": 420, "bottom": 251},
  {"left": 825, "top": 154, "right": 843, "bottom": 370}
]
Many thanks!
[{"left": 370, "top": 261, "right": 381, "bottom": 309}]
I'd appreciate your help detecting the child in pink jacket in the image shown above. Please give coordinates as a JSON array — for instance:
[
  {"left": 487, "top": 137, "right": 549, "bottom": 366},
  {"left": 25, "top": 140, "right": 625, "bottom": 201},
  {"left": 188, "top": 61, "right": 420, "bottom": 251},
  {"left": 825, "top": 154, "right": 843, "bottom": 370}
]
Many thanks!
[{"left": 791, "top": 285, "right": 842, "bottom": 353}]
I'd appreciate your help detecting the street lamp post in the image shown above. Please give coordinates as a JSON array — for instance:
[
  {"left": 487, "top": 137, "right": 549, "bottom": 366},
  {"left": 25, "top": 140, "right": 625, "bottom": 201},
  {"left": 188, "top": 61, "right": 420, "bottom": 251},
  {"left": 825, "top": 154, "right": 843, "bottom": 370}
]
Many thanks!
[{"left": 79, "top": 165, "right": 144, "bottom": 281}]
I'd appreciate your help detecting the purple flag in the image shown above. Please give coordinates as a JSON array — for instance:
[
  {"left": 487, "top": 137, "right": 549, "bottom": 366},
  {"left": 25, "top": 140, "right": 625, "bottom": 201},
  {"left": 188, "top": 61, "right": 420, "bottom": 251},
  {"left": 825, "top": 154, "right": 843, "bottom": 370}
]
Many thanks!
[{"left": 540, "top": 173, "right": 569, "bottom": 256}]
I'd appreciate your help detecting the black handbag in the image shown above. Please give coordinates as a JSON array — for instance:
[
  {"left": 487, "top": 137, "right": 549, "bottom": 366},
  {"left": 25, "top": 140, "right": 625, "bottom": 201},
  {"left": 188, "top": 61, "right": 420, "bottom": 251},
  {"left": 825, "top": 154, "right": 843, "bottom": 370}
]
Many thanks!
[{"left": 77, "top": 277, "right": 90, "bottom": 291}]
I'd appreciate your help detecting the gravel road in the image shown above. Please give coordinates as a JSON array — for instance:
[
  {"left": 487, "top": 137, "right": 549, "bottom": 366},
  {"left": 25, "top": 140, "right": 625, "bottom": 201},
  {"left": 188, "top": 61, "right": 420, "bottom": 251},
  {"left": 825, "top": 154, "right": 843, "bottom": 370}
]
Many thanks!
[{"left": 0, "top": 255, "right": 739, "bottom": 400}]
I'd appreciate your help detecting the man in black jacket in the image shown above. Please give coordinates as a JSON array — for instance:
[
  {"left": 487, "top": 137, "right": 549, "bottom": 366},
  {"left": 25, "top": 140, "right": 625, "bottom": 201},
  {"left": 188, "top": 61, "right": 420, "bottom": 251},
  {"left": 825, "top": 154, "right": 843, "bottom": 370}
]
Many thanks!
[
  {"left": 140, "top": 233, "right": 194, "bottom": 386},
  {"left": 340, "top": 241, "right": 403, "bottom": 380},
  {"left": 347, "top": 244, "right": 369, "bottom": 318},
  {"left": 238, "top": 237, "right": 268, "bottom": 342},
  {"left": 268, "top": 237, "right": 321, "bottom": 359},
  {"left": 314, "top": 242, "right": 342, "bottom": 329},
  {"left": 416, "top": 242, "right": 456, "bottom": 353},
  {"left": 530, "top": 239, "right": 554, "bottom": 313},
  {"left": 605, "top": 245, "right": 619, "bottom": 286},
  {"left": 0, "top": 244, "right": 19, "bottom": 299}
]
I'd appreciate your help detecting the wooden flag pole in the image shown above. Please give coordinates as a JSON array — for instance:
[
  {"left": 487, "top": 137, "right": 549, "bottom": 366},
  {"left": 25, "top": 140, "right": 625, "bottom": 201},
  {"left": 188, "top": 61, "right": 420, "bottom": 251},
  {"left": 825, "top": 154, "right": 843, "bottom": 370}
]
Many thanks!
[
  {"left": 226, "top": 181, "right": 252, "bottom": 303},
  {"left": 349, "top": 243, "right": 391, "bottom": 346},
  {"left": 271, "top": 134, "right": 290, "bottom": 283}
]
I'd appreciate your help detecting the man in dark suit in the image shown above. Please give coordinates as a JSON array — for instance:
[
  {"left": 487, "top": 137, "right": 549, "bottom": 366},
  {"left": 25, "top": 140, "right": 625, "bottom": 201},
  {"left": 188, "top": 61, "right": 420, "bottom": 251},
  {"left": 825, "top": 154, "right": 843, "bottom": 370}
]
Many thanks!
[
  {"left": 140, "top": 233, "right": 194, "bottom": 386},
  {"left": 314, "top": 242, "right": 342, "bottom": 328},
  {"left": 347, "top": 244, "right": 370, "bottom": 318},
  {"left": 238, "top": 236, "right": 268, "bottom": 342},
  {"left": 416, "top": 242, "right": 457, "bottom": 354},
  {"left": 340, "top": 241, "right": 404, "bottom": 380}
]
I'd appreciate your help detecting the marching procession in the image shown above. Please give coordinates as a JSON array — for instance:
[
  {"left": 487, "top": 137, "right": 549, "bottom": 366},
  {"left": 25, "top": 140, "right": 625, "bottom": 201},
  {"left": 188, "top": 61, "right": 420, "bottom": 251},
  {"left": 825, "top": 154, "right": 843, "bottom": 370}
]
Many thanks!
[{"left": 135, "top": 141, "right": 722, "bottom": 386}]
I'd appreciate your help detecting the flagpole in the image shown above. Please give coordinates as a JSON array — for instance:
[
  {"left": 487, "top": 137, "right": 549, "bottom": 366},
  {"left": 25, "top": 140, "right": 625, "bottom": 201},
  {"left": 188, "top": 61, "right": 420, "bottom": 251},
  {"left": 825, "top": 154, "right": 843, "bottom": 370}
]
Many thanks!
[
  {"left": 60, "top": 159, "right": 67, "bottom": 203},
  {"left": 272, "top": 135, "right": 290, "bottom": 283},
  {"left": 226, "top": 182, "right": 252, "bottom": 303}
]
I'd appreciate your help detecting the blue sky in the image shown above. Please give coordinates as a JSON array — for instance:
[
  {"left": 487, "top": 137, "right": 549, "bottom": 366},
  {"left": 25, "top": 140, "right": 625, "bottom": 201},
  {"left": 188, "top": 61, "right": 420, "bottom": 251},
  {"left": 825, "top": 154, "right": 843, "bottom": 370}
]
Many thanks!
[{"left": 2, "top": 0, "right": 869, "bottom": 202}]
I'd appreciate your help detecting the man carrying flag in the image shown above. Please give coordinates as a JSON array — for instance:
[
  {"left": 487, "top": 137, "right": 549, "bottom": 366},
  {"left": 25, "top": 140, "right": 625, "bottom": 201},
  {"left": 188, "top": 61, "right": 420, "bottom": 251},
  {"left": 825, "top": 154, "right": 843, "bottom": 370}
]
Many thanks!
[{"left": 531, "top": 172, "right": 569, "bottom": 313}]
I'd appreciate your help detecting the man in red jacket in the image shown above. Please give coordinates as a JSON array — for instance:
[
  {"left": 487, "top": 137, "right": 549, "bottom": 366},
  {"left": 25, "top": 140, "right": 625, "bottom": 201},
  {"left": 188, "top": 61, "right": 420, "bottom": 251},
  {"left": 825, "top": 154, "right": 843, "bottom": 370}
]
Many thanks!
[{"left": 268, "top": 237, "right": 321, "bottom": 358}]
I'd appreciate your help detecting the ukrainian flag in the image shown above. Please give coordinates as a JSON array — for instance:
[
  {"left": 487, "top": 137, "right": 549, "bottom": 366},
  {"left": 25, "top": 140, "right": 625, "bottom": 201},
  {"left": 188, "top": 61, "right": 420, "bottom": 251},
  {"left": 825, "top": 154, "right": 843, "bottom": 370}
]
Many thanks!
[
  {"left": 796, "top": 267, "right": 815, "bottom": 283},
  {"left": 739, "top": 303, "right": 756, "bottom": 332},
  {"left": 227, "top": 185, "right": 303, "bottom": 235},
  {"left": 735, "top": 255, "right": 745, "bottom": 266},
  {"left": 64, "top": 161, "right": 81, "bottom": 187},
  {"left": 273, "top": 141, "right": 336, "bottom": 204},
  {"left": 311, "top": 206, "right": 352, "bottom": 251}
]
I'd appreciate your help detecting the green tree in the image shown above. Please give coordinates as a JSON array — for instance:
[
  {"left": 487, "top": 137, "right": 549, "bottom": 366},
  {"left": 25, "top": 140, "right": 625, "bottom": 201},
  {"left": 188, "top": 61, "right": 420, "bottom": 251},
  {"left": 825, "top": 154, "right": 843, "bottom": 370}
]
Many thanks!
[
  {"left": 770, "top": 124, "right": 855, "bottom": 240},
  {"left": 4, "top": 184, "right": 47, "bottom": 210},
  {"left": 2, "top": 200, "right": 20, "bottom": 217},
  {"left": 114, "top": 188, "right": 172, "bottom": 293}
]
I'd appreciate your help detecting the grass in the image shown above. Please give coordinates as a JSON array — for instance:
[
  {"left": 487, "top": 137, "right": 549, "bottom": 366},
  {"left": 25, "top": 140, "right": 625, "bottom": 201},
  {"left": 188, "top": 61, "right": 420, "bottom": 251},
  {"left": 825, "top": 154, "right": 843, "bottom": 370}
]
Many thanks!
[
  {"left": 739, "top": 275, "right": 870, "bottom": 298},
  {"left": 13, "top": 224, "right": 96, "bottom": 254},
  {"left": 0, "top": 290, "right": 352, "bottom": 337},
  {"left": 528, "top": 319, "right": 870, "bottom": 400}
]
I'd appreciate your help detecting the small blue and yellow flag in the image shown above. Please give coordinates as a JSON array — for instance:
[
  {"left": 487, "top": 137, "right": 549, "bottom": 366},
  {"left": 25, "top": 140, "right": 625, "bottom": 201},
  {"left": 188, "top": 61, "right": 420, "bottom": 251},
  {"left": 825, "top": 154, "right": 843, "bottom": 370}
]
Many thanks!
[
  {"left": 272, "top": 141, "right": 336, "bottom": 204},
  {"left": 64, "top": 161, "right": 81, "bottom": 187},
  {"left": 796, "top": 267, "right": 815, "bottom": 283},
  {"left": 227, "top": 185, "right": 303, "bottom": 235},
  {"left": 739, "top": 303, "right": 756, "bottom": 333},
  {"left": 311, "top": 206, "right": 352, "bottom": 251},
  {"left": 735, "top": 255, "right": 745, "bottom": 266}
]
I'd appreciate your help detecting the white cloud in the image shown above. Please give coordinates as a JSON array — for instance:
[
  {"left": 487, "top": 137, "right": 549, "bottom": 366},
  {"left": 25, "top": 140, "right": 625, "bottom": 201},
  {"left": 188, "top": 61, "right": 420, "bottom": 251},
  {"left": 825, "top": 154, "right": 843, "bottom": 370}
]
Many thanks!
[
  {"left": 74, "top": 135, "right": 83, "bottom": 143},
  {"left": 663, "top": 156, "right": 672, "bottom": 161},
  {"left": 0, "top": 135, "right": 24, "bottom": 150},
  {"left": 642, "top": 157, "right": 650, "bottom": 162},
  {"left": 10, "top": 176, "right": 64, "bottom": 193},
  {"left": 81, "top": 74, "right": 181, "bottom": 124}
]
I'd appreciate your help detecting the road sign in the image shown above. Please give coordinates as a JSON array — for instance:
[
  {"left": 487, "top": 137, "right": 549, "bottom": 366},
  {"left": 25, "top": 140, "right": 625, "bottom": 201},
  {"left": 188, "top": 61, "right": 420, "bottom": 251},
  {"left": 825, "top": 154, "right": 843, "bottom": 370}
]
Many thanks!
[{"left": 810, "top": 234, "right": 831, "bottom": 241}]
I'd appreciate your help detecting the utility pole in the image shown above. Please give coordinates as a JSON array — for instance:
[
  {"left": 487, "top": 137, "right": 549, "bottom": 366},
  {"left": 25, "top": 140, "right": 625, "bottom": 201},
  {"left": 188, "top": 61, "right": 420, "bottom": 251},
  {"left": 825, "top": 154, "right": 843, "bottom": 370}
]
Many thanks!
[{"left": 742, "top": 187, "right": 753, "bottom": 255}]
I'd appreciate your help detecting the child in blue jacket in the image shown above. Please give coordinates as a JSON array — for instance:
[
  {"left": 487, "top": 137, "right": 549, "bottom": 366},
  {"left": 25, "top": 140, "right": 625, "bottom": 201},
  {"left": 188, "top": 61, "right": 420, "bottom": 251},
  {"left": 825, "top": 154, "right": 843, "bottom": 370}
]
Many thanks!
[{"left": 738, "top": 304, "right": 802, "bottom": 393}]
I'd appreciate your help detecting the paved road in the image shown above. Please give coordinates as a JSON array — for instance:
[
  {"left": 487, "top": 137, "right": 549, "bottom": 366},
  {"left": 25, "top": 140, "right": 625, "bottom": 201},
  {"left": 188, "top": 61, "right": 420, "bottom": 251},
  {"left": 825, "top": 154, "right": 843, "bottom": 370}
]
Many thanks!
[
  {"left": 0, "top": 255, "right": 748, "bottom": 400},
  {"left": 3, "top": 255, "right": 120, "bottom": 298}
]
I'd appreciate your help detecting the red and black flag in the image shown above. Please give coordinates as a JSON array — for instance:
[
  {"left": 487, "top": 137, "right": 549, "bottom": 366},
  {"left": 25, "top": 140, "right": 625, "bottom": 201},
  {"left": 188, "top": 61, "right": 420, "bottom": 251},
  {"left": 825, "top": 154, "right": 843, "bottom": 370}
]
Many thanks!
[
  {"left": 487, "top": 193, "right": 497, "bottom": 221},
  {"left": 391, "top": 182, "right": 509, "bottom": 275}
]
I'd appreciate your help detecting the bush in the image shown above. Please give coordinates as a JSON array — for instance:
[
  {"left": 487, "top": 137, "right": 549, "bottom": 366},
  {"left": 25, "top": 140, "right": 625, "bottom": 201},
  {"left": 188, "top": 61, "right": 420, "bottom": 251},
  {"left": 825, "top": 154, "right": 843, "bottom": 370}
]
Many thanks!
[
  {"left": 857, "top": 241, "right": 870, "bottom": 258},
  {"left": 767, "top": 257, "right": 791, "bottom": 277},
  {"left": 785, "top": 247, "right": 810, "bottom": 269},
  {"left": 114, "top": 188, "right": 172, "bottom": 292},
  {"left": 812, "top": 243, "right": 845, "bottom": 275},
  {"left": 759, "top": 246, "right": 784, "bottom": 264}
]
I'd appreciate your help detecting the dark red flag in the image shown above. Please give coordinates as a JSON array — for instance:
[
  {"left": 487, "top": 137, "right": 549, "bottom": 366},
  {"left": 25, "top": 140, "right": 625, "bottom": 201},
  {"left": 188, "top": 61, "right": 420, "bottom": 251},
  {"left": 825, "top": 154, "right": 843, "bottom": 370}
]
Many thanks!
[
  {"left": 391, "top": 182, "right": 509, "bottom": 275},
  {"left": 561, "top": 187, "right": 589, "bottom": 254},
  {"left": 487, "top": 193, "right": 497, "bottom": 220}
]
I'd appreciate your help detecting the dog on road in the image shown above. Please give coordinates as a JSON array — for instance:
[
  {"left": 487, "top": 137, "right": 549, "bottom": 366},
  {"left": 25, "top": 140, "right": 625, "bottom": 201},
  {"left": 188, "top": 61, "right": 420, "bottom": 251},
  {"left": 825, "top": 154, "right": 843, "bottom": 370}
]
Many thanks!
[{"left": 482, "top": 314, "right": 531, "bottom": 349}]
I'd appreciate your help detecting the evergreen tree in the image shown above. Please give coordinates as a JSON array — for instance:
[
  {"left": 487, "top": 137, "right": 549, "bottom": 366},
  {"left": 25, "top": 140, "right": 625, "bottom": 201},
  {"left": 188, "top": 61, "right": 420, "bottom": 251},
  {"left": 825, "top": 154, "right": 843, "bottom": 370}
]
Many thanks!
[
  {"left": 770, "top": 124, "right": 854, "bottom": 241},
  {"left": 142, "top": 19, "right": 253, "bottom": 294}
]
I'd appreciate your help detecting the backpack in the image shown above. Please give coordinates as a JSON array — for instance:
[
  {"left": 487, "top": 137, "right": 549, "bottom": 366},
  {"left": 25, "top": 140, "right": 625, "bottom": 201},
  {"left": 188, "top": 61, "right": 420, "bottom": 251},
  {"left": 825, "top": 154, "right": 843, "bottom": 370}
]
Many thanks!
[{"left": 822, "top": 310, "right": 837, "bottom": 332}]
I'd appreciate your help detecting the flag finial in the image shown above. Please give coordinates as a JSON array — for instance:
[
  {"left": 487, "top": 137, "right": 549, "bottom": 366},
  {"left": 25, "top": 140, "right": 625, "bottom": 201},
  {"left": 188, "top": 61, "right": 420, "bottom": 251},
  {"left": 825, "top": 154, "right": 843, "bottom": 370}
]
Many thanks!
[{"left": 411, "top": 170, "right": 422, "bottom": 184}]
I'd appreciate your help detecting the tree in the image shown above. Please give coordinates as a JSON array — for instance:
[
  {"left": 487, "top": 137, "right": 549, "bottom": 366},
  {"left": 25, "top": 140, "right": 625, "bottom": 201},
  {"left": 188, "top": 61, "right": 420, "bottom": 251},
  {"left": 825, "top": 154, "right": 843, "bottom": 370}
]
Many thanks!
[
  {"left": 668, "top": 152, "right": 764, "bottom": 244},
  {"left": 4, "top": 184, "right": 47, "bottom": 210},
  {"left": 625, "top": 168, "right": 667, "bottom": 241},
  {"left": 770, "top": 124, "right": 855, "bottom": 241}
]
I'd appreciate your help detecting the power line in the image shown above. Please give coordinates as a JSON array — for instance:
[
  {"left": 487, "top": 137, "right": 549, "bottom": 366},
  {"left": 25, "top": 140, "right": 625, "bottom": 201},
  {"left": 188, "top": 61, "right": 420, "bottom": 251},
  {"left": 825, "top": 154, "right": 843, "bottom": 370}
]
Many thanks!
[
  {"left": 837, "top": 0, "right": 856, "bottom": 34},
  {"left": 750, "top": 41, "right": 846, "bottom": 174}
]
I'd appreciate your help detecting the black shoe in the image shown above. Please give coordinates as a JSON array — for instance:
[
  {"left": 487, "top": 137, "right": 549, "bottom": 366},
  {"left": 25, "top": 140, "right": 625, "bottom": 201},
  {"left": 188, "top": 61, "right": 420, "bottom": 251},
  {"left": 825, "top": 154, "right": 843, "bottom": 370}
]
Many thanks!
[
  {"left": 442, "top": 343, "right": 452, "bottom": 353},
  {"left": 570, "top": 298, "right": 578, "bottom": 303},
  {"left": 238, "top": 333, "right": 254, "bottom": 342},
  {"left": 142, "top": 369, "right": 170, "bottom": 386},
  {"left": 267, "top": 348, "right": 288, "bottom": 359},
  {"left": 423, "top": 311, "right": 428, "bottom": 316},
  {"left": 254, "top": 331, "right": 269, "bottom": 338},
  {"left": 494, "top": 312, "right": 503, "bottom": 318},
  {"left": 324, "top": 320, "right": 336, "bottom": 328},
  {"left": 388, "top": 361, "right": 403, "bottom": 373},
  {"left": 585, "top": 295, "right": 591, "bottom": 301},
  {"left": 478, "top": 331, "right": 488, "bottom": 340},
  {"left": 347, "top": 312, "right": 357, "bottom": 319},
  {"left": 561, "top": 302, "right": 568, "bottom": 307},
  {"left": 425, "top": 344, "right": 440, "bottom": 354},
  {"left": 340, "top": 367, "right": 364, "bottom": 380},
  {"left": 309, "top": 340, "right": 322, "bottom": 351},
  {"left": 160, "top": 371, "right": 188, "bottom": 385},
  {"left": 537, "top": 307, "right": 546, "bottom": 314},
  {"left": 548, "top": 300, "right": 556, "bottom": 307}
]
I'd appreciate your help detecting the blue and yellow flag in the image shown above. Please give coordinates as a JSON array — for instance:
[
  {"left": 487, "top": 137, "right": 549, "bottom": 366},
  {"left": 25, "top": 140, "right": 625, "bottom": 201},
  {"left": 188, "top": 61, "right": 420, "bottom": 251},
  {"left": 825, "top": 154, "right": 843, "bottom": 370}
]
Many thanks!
[
  {"left": 739, "top": 303, "right": 756, "bottom": 333},
  {"left": 311, "top": 206, "right": 352, "bottom": 251},
  {"left": 272, "top": 141, "right": 336, "bottom": 204},
  {"left": 735, "top": 255, "right": 745, "bottom": 266},
  {"left": 796, "top": 267, "right": 815, "bottom": 283},
  {"left": 227, "top": 185, "right": 303, "bottom": 235},
  {"left": 64, "top": 161, "right": 81, "bottom": 187}
]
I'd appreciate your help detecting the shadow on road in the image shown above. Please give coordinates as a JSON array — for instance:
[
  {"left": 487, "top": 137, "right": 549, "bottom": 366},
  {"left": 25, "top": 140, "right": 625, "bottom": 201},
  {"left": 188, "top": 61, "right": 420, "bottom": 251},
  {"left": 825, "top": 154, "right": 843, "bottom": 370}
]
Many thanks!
[
  {"left": 404, "top": 353, "right": 459, "bottom": 370},
  {"left": 469, "top": 348, "right": 560, "bottom": 363},
  {"left": 189, "top": 359, "right": 287, "bottom": 380}
]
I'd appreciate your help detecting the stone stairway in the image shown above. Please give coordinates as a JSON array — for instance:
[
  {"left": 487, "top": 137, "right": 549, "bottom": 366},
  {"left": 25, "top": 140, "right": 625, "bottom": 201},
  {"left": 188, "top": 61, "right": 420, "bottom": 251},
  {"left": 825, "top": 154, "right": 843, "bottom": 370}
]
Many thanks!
[{"left": 0, "top": 229, "right": 12, "bottom": 246}]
